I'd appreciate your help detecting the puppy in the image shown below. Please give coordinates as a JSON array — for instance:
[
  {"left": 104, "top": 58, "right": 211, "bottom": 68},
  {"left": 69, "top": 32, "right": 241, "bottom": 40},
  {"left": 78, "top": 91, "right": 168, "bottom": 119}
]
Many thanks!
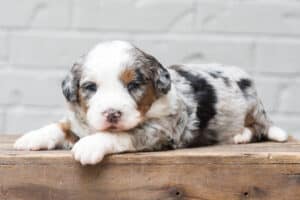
[{"left": 14, "top": 40, "right": 288, "bottom": 165}]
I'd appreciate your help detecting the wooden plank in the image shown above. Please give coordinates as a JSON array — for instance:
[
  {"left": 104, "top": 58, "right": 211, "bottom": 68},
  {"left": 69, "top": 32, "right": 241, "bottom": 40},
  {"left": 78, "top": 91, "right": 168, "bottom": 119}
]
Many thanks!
[{"left": 0, "top": 136, "right": 300, "bottom": 200}]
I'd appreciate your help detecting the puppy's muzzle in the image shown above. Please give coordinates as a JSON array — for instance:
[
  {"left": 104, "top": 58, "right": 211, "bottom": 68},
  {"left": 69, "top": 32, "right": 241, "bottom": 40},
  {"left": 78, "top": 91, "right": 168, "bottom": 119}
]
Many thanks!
[{"left": 103, "top": 109, "right": 122, "bottom": 124}]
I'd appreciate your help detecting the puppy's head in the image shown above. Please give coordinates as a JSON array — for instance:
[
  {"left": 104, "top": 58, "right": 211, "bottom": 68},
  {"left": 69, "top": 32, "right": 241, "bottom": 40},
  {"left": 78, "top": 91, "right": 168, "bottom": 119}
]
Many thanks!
[{"left": 62, "top": 41, "right": 171, "bottom": 132}]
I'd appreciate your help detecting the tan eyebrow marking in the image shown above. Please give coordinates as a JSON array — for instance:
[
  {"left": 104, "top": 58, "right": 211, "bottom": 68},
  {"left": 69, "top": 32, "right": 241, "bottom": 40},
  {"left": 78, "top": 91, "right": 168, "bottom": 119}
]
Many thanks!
[
  {"left": 120, "top": 68, "right": 136, "bottom": 85},
  {"left": 120, "top": 67, "right": 157, "bottom": 115}
]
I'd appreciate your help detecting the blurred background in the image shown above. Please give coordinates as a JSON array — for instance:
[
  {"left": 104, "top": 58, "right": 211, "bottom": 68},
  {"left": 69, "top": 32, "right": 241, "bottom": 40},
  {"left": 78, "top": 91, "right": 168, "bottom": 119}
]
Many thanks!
[{"left": 0, "top": 0, "right": 299, "bottom": 138}]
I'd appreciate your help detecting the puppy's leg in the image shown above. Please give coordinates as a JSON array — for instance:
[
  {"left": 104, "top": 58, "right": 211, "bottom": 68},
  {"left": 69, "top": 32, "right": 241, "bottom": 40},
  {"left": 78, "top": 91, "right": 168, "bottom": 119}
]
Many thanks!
[
  {"left": 233, "top": 127, "right": 253, "bottom": 144},
  {"left": 14, "top": 120, "right": 79, "bottom": 150},
  {"left": 72, "top": 132, "right": 135, "bottom": 165},
  {"left": 246, "top": 99, "right": 288, "bottom": 142},
  {"left": 267, "top": 126, "right": 288, "bottom": 142}
]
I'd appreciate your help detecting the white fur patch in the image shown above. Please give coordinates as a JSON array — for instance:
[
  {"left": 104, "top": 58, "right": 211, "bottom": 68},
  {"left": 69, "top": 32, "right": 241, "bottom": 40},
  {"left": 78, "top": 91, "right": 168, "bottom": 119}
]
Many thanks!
[
  {"left": 72, "top": 132, "right": 135, "bottom": 165},
  {"left": 81, "top": 41, "right": 142, "bottom": 131},
  {"left": 267, "top": 126, "right": 288, "bottom": 142},
  {"left": 14, "top": 123, "right": 65, "bottom": 150},
  {"left": 233, "top": 128, "right": 253, "bottom": 144}
]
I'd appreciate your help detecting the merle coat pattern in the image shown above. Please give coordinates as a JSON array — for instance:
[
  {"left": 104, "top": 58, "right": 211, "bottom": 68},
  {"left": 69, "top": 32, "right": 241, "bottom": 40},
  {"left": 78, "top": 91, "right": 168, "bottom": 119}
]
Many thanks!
[{"left": 14, "top": 41, "right": 288, "bottom": 165}]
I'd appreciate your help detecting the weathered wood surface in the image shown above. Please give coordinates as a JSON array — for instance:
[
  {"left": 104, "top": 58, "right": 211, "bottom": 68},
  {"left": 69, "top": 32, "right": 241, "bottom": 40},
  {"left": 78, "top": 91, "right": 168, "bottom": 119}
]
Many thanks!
[{"left": 0, "top": 136, "right": 300, "bottom": 200}]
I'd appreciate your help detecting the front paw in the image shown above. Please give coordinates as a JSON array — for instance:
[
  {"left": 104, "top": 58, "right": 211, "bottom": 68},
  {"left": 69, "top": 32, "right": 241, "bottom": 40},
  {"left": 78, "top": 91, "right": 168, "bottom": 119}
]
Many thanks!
[
  {"left": 14, "top": 124, "right": 64, "bottom": 150},
  {"left": 72, "top": 135, "right": 108, "bottom": 165}
]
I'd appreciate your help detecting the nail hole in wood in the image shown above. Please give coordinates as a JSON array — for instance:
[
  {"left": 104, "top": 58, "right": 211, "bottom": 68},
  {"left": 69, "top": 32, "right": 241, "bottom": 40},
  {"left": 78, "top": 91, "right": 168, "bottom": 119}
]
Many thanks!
[{"left": 168, "top": 187, "right": 183, "bottom": 198}]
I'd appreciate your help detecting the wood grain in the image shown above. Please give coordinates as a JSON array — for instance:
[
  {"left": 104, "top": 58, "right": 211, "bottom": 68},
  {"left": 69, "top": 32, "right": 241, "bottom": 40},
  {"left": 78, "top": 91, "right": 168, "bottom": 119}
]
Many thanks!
[{"left": 0, "top": 136, "right": 300, "bottom": 200}]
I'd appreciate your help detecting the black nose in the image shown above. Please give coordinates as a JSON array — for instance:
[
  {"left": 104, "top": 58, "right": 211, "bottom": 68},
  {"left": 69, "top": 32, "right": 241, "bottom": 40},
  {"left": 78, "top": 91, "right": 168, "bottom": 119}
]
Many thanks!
[{"left": 103, "top": 109, "right": 122, "bottom": 124}]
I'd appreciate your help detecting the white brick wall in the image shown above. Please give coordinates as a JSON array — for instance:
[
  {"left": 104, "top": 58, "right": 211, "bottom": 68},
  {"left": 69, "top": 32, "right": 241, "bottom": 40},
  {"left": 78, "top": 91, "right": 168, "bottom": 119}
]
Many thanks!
[
  {"left": 133, "top": 37, "right": 254, "bottom": 68},
  {"left": 0, "top": 0, "right": 71, "bottom": 28},
  {"left": 73, "top": 0, "right": 195, "bottom": 31},
  {"left": 196, "top": 1, "right": 300, "bottom": 35},
  {"left": 5, "top": 107, "right": 64, "bottom": 133},
  {"left": 256, "top": 39, "right": 300, "bottom": 73},
  {"left": 0, "top": 0, "right": 299, "bottom": 138},
  {"left": 0, "top": 32, "right": 8, "bottom": 61},
  {"left": 0, "top": 69, "right": 65, "bottom": 106}
]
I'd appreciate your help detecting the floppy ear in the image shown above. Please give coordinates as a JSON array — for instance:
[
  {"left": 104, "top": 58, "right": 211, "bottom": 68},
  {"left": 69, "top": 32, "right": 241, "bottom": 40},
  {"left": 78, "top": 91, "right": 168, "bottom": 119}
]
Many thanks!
[
  {"left": 153, "top": 64, "right": 171, "bottom": 96},
  {"left": 61, "top": 59, "right": 83, "bottom": 103},
  {"left": 145, "top": 54, "right": 171, "bottom": 97}
]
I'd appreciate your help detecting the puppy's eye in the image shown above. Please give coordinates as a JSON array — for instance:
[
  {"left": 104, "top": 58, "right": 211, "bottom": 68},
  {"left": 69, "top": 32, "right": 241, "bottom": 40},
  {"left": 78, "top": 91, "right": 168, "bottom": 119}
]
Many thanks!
[
  {"left": 81, "top": 82, "right": 97, "bottom": 92},
  {"left": 127, "top": 81, "right": 140, "bottom": 91}
]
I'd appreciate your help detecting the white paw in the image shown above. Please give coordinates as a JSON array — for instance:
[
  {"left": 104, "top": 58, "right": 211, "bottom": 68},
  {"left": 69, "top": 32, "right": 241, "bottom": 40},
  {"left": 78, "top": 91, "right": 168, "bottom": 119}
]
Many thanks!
[
  {"left": 14, "top": 124, "right": 65, "bottom": 150},
  {"left": 72, "top": 135, "right": 109, "bottom": 165},
  {"left": 233, "top": 128, "right": 253, "bottom": 144},
  {"left": 268, "top": 126, "right": 288, "bottom": 142}
]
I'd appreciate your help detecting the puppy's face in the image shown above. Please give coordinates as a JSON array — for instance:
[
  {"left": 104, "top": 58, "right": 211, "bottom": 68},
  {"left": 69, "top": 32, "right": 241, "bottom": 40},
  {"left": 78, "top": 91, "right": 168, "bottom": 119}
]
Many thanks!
[{"left": 62, "top": 41, "right": 171, "bottom": 132}]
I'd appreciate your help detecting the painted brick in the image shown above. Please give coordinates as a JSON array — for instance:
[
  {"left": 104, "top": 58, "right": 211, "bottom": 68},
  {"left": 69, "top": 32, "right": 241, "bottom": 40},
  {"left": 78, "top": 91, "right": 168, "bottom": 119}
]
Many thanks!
[
  {"left": 0, "top": 0, "right": 300, "bottom": 139},
  {"left": 196, "top": 1, "right": 300, "bottom": 35},
  {"left": 133, "top": 38, "right": 254, "bottom": 69},
  {"left": 0, "top": 110, "right": 4, "bottom": 133},
  {"left": 0, "top": 32, "right": 7, "bottom": 61},
  {"left": 0, "top": 0, "right": 71, "bottom": 28},
  {"left": 10, "top": 33, "right": 101, "bottom": 67},
  {"left": 278, "top": 80, "right": 300, "bottom": 113},
  {"left": 5, "top": 107, "right": 64, "bottom": 134},
  {"left": 256, "top": 39, "right": 300, "bottom": 73},
  {"left": 0, "top": 70, "right": 66, "bottom": 107},
  {"left": 73, "top": 0, "right": 195, "bottom": 31},
  {"left": 271, "top": 114, "right": 300, "bottom": 139},
  {"left": 10, "top": 33, "right": 254, "bottom": 69},
  {"left": 254, "top": 77, "right": 286, "bottom": 113}
]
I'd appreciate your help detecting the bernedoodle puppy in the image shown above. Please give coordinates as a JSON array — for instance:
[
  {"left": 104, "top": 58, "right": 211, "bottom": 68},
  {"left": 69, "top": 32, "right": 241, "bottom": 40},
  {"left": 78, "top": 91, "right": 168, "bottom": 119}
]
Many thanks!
[{"left": 14, "top": 40, "right": 288, "bottom": 165}]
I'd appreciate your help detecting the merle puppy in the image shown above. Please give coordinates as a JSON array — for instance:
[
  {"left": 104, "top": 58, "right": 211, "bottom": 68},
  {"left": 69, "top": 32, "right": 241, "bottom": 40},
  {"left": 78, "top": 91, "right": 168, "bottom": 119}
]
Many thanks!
[{"left": 14, "top": 41, "right": 288, "bottom": 165}]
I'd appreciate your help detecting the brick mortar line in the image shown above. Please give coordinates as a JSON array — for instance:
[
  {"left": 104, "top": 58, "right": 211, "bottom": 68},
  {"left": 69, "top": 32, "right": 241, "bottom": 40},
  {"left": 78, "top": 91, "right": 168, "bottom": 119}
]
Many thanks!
[
  {"left": 254, "top": 73, "right": 300, "bottom": 79},
  {"left": 3, "top": 67, "right": 300, "bottom": 79},
  {"left": 0, "top": 104, "right": 64, "bottom": 111},
  {"left": 2, "top": 29, "right": 300, "bottom": 41},
  {"left": 0, "top": 67, "right": 68, "bottom": 74},
  {"left": 1, "top": 67, "right": 300, "bottom": 79}
]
